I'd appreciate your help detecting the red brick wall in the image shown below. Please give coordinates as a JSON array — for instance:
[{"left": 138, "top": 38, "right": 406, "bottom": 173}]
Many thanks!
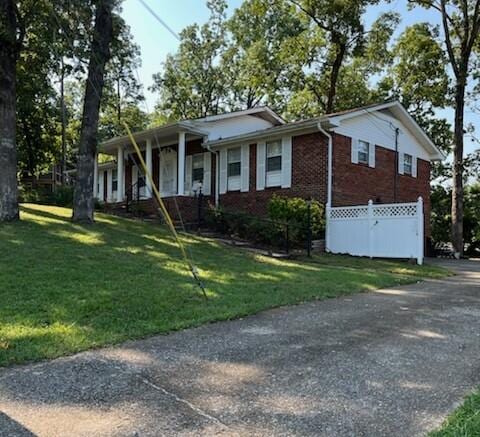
[
  {"left": 219, "top": 132, "right": 329, "bottom": 215},
  {"left": 332, "top": 133, "right": 431, "bottom": 237}
]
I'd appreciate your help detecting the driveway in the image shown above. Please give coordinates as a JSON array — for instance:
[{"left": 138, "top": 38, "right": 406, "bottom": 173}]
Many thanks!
[{"left": 1, "top": 259, "right": 479, "bottom": 437}]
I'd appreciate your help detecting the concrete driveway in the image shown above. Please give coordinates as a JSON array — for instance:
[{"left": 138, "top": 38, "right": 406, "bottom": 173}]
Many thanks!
[{"left": 1, "top": 259, "right": 479, "bottom": 437}]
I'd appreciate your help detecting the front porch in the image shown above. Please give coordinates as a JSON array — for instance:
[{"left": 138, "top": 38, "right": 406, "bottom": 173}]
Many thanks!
[{"left": 94, "top": 122, "right": 214, "bottom": 205}]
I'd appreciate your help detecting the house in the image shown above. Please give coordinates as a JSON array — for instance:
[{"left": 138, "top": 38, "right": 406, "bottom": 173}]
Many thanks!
[
  {"left": 20, "top": 164, "right": 64, "bottom": 193},
  {"left": 94, "top": 101, "right": 444, "bottom": 246}
]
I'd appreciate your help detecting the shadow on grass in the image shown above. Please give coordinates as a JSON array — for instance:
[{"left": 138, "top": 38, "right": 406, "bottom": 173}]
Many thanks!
[{"left": 0, "top": 204, "right": 429, "bottom": 367}]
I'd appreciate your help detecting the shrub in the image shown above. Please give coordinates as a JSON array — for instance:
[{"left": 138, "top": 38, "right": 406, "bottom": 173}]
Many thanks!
[
  {"left": 19, "top": 185, "right": 74, "bottom": 207},
  {"left": 268, "top": 195, "right": 325, "bottom": 242}
]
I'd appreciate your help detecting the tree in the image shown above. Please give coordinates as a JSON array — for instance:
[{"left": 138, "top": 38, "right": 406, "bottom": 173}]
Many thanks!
[
  {"left": 287, "top": 0, "right": 390, "bottom": 113},
  {"left": 224, "top": 0, "right": 305, "bottom": 111},
  {"left": 72, "top": 0, "right": 115, "bottom": 223},
  {"left": 100, "top": 17, "right": 145, "bottom": 139},
  {"left": 151, "top": 0, "right": 228, "bottom": 119},
  {"left": 376, "top": 23, "right": 453, "bottom": 180},
  {"left": 0, "top": 0, "right": 24, "bottom": 221},
  {"left": 410, "top": 0, "right": 480, "bottom": 257}
]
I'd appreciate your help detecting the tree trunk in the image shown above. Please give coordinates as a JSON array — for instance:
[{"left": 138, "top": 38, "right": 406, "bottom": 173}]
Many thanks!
[
  {"left": 325, "top": 41, "right": 346, "bottom": 114},
  {"left": 451, "top": 78, "right": 466, "bottom": 258},
  {"left": 0, "top": 0, "right": 19, "bottom": 221},
  {"left": 72, "top": 0, "right": 114, "bottom": 223}
]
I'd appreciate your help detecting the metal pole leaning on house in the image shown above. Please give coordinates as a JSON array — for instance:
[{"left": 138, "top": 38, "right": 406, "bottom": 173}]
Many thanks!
[{"left": 123, "top": 123, "right": 208, "bottom": 299}]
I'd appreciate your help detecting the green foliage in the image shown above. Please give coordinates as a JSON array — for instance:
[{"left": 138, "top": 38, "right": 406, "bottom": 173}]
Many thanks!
[
  {"left": 431, "top": 183, "right": 480, "bottom": 255},
  {"left": 151, "top": 0, "right": 228, "bottom": 119},
  {"left": 430, "top": 388, "right": 480, "bottom": 436},
  {"left": 268, "top": 195, "right": 325, "bottom": 240},
  {"left": 204, "top": 206, "right": 286, "bottom": 247},
  {"left": 19, "top": 186, "right": 74, "bottom": 207}
]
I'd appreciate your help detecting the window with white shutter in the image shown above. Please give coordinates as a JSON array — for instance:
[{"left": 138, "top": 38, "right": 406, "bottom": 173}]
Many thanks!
[
  {"left": 266, "top": 140, "right": 282, "bottom": 187},
  {"left": 227, "top": 147, "right": 242, "bottom": 191}
]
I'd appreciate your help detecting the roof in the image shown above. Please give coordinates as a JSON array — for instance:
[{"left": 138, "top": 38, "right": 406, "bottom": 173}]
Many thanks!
[
  {"left": 99, "top": 121, "right": 208, "bottom": 153},
  {"left": 205, "top": 101, "right": 446, "bottom": 161},
  {"left": 192, "top": 106, "right": 286, "bottom": 126}
]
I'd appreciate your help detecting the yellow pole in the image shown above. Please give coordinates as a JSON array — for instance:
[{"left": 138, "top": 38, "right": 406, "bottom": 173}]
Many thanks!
[{"left": 123, "top": 122, "right": 207, "bottom": 299}]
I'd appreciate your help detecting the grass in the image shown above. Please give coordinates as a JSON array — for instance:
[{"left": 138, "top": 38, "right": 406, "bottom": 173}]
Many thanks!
[
  {"left": 430, "top": 389, "right": 480, "bottom": 436},
  {"left": 0, "top": 204, "right": 449, "bottom": 367}
]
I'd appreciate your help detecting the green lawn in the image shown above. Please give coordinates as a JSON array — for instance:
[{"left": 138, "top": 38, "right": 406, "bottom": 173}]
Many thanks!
[
  {"left": 0, "top": 204, "right": 448, "bottom": 367},
  {"left": 431, "top": 389, "right": 480, "bottom": 437}
]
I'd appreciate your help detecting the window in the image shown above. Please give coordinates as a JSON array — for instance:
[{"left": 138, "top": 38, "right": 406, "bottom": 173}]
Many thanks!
[
  {"left": 227, "top": 147, "right": 241, "bottom": 191},
  {"left": 358, "top": 140, "right": 369, "bottom": 164},
  {"left": 404, "top": 153, "right": 413, "bottom": 176},
  {"left": 192, "top": 154, "right": 204, "bottom": 186},
  {"left": 112, "top": 169, "right": 118, "bottom": 192},
  {"left": 266, "top": 141, "right": 282, "bottom": 187}
]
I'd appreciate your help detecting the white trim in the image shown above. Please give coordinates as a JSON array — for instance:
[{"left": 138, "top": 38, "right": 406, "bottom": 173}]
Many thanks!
[
  {"left": 219, "top": 149, "right": 227, "bottom": 195},
  {"left": 241, "top": 144, "right": 250, "bottom": 192},
  {"left": 256, "top": 141, "right": 266, "bottom": 191},
  {"left": 203, "top": 152, "right": 212, "bottom": 195},
  {"left": 368, "top": 143, "right": 376, "bottom": 168},
  {"left": 351, "top": 138, "right": 359, "bottom": 164},
  {"left": 281, "top": 136, "right": 292, "bottom": 188},
  {"left": 177, "top": 131, "right": 186, "bottom": 196},
  {"left": 398, "top": 152, "right": 405, "bottom": 175},
  {"left": 412, "top": 155, "right": 418, "bottom": 178}
]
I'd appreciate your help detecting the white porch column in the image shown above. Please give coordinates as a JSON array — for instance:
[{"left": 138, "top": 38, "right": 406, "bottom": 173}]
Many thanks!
[
  {"left": 93, "top": 153, "right": 98, "bottom": 199},
  {"left": 146, "top": 138, "right": 153, "bottom": 198},
  {"left": 117, "top": 146, "right": 124, "bottom": 202},
  {"left": 177, "top": 131, "right": 186, "bottom": 196}
]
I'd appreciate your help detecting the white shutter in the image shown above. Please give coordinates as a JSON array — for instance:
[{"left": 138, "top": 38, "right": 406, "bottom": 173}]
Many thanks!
[
  {"left": 219, "top": 149, "right": 227, "bottom": 194},
  {"left": 203, "top": 152, "right": 212, "bottom": 195},
  {"left": 398, "top": 152, "right": 404, "bottom": 175},
  {"left": 281, "top": 136, "right": 292, "bottom": 188},
  {"left": 368, "top": 143, "right": 376, "bottom": 168},
  {"left": 185, "top": 155, "right": 193, "bottom": 195},
  {"left": 412, "top": 156, "right": 417, "bottom": 178},
  {"left": 256, "top": 141, "right": 266, "bottom": 191},
  {"left": 241, "top": 144, "right": 250, "bottom": 192},
  {"left": 351, "top": 138, "right": 359, "bottom": 164}
]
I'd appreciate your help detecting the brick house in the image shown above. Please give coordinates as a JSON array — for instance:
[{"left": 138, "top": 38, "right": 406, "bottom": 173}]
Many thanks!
[{"left": 95, "top": 101, "right": 444, "bottom": 243}]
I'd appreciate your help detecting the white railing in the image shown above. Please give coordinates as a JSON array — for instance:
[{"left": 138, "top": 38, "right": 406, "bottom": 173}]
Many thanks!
[{"left": 326, "top": 197, "right": 424, "bottom": 265}]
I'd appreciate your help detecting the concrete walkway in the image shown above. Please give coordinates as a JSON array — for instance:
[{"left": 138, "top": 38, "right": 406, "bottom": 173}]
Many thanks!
[{"left": 1, "top": 259, "right": 479, "bottom": 437}]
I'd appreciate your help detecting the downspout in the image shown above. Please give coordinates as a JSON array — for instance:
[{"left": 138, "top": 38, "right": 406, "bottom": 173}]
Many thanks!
[
  {"left": 394, "top": 127, "right": 399, "bottom": 203},
  {"left": 317, "top": 123, "right": 333, "bottom": 207}
]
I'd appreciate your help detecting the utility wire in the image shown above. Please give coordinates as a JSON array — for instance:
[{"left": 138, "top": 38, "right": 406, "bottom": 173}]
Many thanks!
[{"left": 137, "top": 0, "right": 181, "bottom": 41}]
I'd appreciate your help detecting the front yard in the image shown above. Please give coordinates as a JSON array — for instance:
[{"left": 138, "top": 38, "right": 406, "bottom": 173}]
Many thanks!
[{"left": 0, "top": 204, "right": 447, "bottom": 367}]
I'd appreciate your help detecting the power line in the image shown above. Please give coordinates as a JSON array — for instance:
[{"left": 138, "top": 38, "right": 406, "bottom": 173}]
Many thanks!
[{"left": 137, "top": 0, "right": 181, "bottom": 41}]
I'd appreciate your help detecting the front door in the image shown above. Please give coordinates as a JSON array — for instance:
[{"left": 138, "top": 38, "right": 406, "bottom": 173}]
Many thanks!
[{"left": 160, "top": 148, "right": 177, "bottom": 197}]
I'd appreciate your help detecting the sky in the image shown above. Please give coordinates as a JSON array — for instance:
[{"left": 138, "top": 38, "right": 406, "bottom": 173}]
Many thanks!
[{"left": 121, "top": 0, "right": 478, "bottom": 155}]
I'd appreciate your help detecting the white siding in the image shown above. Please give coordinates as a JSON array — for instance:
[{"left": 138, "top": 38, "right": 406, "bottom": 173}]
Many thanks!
[
  {"left": 201, "top": 115, "right": 274, "bottom": 142},
  {"left": 333, "top": 111, "right": 431, "bottom": 161}
]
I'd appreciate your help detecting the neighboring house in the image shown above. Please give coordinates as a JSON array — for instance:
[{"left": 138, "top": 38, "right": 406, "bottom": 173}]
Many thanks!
[
  {"left": 94, "top": 101, "right": 444, "bottom": 245},
  {"left": 20, "top": 165, "right": 64, "bottom": 193}
]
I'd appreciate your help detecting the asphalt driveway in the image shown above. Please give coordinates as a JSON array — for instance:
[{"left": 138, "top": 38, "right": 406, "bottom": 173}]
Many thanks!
[{"left": 1, "top": 259, "right": 479, "bottom": 436}]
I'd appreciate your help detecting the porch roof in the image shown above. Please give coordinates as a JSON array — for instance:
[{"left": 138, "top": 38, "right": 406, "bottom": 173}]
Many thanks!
[{"left": 99, "top": 121, "right": 208, "bottom": 155}]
